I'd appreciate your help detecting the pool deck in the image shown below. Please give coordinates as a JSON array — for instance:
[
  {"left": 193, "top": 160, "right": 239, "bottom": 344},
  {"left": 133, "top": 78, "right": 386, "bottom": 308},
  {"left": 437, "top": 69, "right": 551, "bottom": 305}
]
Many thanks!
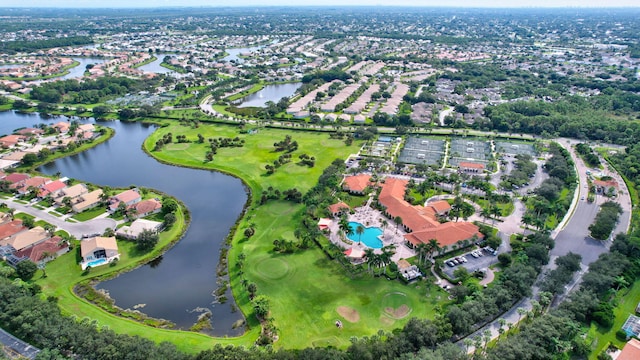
[{"left": 327, "top": 203, "right": 415, "bottom": 263}]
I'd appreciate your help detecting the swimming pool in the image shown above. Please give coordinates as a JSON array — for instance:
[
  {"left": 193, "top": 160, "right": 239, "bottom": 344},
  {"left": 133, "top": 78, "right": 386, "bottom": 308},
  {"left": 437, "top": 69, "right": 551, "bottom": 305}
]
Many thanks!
[
  {"left": 347, "top": 222, "right": 383, "bottom": 249},
  {"left": 87, "top": 258, "right": 107, "bottom": 267}
]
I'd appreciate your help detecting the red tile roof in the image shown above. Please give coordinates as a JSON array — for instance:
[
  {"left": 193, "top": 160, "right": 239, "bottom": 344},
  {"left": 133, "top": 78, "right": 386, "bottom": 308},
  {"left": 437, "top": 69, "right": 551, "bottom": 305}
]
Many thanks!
[
  {"left": 343, "top": 174, "right": 373, "bottom": 193},
  {"left": 328, "top": 201, "right": 350, "bottom": 214},
  {"left": 427, "top": 200, "right": 451, "bottom": 214},
  {"left": 618, "top": 339, "right": 640, "bottom": 360},
  {"left": 0, "top": 220, "right": 27, "bottom": 240},
  {"left": 109, "top": 189, "right": 141, "bottom": 210},
  {"left": 128, "top": 199, "right": 162, "bottom": 216},
  {"left": 594, "top": 179, "right": 618, "bottom": 188},
  {"left": 14, "top": 236, "right": 68, "bottom": 263},
  {"left": 38, "top": 180, "right": 67, "bottom": 197},
  {"left": 3, "top": 173, "right": 29, "bottom": 184},
  {"left": 378, "top": 178, "right": 440, "bottom": 231},
  {"left": 378, "top": 178, "right": 482, "bottom": 249},
  {"left": 404, "top": 222, "right": 483, "bottom": 248},
  {"left": 459, "top": 161, "right": 485, "bottom": 170}
]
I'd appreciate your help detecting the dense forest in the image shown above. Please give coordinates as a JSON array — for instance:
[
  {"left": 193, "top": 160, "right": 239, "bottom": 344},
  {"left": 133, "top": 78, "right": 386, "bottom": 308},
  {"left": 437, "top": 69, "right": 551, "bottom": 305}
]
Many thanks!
[{"left": 0, "top": 36, "right": 93, "bottom": 54}]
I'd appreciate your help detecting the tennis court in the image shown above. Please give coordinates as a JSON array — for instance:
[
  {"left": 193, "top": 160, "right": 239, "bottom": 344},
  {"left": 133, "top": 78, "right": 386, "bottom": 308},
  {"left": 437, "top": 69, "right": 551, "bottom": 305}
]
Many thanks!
[
  {"left": 398, "top": 137, "right": 446, "bottom": 166},
  {"left": 449, "top": 138, "right": 491, "bottom": 167},
  {"left": 495, "top": 141, "right": 537, "bottom": 156}
]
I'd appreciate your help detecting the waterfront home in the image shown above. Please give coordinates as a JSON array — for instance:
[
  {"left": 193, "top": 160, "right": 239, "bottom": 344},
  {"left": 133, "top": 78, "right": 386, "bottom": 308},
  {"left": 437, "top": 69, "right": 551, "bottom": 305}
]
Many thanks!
[
  {"left": 108, "top": 188, "right": 141, "bottom": 212},
  {"left": 54, "top": 183, "right": 88, "bottom": 205},
  {"left": 115, "top": 219, "right": 162, "bottom": 240},
  {"left": 72, "top": 189, "right": 104, "bottom": 213},
  {"left": 126, "top": 198, "right": 162, "bottom": 219},
  {"left": 0, "top": 134, "right": 27, "bottom": 148},
  {"left": 38, "top": 180, "right": 67, "bottom": 198},
  {"left": 80, "top": 236, "right": 119, "bottom": 270}
]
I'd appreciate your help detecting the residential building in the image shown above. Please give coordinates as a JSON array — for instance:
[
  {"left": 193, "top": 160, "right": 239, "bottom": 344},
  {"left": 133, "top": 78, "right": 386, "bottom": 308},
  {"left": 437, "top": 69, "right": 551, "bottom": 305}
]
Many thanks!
[
  {"left": 116, "top": 219, "right": 162, "bottom": 239},
  {"left": 5, "top": 226, "right": 49, "bottom": 252},
  {"left": 55, "top": 183, "right": 88, "bottom": 205},
  {"left": 109, "top": 188, "right": 141, "bottom": 212},
  {"left": 127, "top": 198, "right": 162, "bottom": 218},
  {"left": 80, "top": 236, "right": 119, "bottom": 270},
  {"left": 328, "top": 201, "right": 350, "bottom": 217},
  {"left": 618, "top": 338, "right": 640, "bottom": 360},
  {"left": 72, "top": 189, "right": 104, "bottom": 213},
  {"left": 13, "top": 236, "right": 69, "bottom": 264}
]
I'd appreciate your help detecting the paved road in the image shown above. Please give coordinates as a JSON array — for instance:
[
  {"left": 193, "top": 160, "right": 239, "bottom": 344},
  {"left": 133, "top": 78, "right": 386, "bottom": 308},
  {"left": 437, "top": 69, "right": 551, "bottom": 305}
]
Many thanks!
[
  {"left": 0, "top": 197, "right": 117, "bottom": 238},
  {"left": 0, "top": 328, "right": 39, "bottom": 359},
  {"left": 461, "top": 138, "right": 632, "bottom": 352}
]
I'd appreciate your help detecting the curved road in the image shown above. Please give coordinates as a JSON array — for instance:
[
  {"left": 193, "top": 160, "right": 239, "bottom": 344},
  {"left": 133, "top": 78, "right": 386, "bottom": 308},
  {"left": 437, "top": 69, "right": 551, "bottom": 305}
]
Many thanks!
[{"left": 461, "top": 138, "right": 631, "bottom": 352}]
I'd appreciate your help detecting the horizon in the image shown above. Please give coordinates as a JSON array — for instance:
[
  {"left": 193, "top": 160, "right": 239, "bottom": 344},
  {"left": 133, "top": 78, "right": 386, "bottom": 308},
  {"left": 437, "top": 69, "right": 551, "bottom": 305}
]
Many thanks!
[{"left": 2, "top": 1, "right": 640, "bottom": 9}]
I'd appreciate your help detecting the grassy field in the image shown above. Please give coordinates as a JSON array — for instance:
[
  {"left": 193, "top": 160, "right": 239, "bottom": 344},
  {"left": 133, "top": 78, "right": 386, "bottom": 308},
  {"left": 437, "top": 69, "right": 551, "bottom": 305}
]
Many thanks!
[
  {"left": 144, "top": 122, "right": 450, "bottom": 348},
  {"left": 588, "top": 280, "right": 640, "bottom": 359}
]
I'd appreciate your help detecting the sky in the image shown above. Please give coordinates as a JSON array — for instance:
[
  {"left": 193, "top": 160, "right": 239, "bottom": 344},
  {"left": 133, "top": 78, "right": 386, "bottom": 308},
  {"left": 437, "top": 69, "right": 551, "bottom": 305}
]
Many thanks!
[{"left": 4, "top": 0, "right": 640, "bottom": 8}]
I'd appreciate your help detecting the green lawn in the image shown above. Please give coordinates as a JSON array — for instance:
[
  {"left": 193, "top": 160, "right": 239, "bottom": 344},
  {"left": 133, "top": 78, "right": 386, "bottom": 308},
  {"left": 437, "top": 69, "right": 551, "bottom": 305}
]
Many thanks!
[
  {"left": 71, "top": 207, "right": 107, "bottom": 222},
  {"left": 588, "top": 280, "right": 640, "bottom": 359},
  {"left": 143, "top": 122, "right": 449, "bottom": 349},
  {"left": 34, "top": 207, "right": 253, "bottom": 353}
]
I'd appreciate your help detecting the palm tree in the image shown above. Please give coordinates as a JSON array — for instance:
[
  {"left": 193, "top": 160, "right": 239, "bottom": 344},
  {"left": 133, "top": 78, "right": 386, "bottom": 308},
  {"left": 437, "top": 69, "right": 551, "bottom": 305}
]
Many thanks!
[
  {"left": 364, "top": 248, "right": 375, "bottom": 273},
  {"left": 394, "top": 216, "right": 403, "bottom": 235},
  {"left": 517, "top": 307, "right": 527, "bottom": 323},
  {"left": 353, "top": 223, "right": 364, "bottom": 242},
  {"left": 380, "top": 219, "right": 388, "bottom": 238},
  {"left": 614, "top": 275, "right": 629, "bottom": 291},
  {"left": 415, "top": 243, "right": 429, "bottom": 266},
  {"left": 428, "top": 238, "right": 440, "bottom": 261},
  {"left": 481, "top": 207, "right": 492, "bottom": 223}
]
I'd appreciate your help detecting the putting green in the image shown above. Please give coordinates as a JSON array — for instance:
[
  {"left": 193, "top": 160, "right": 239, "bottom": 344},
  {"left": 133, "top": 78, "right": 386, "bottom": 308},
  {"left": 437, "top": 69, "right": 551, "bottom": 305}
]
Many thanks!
[
  {"left": 255, "top": 257, "right": 290, "bottom": 280},
  {"left": 382, "top": 292, "right": 412, "bottom": 319}
]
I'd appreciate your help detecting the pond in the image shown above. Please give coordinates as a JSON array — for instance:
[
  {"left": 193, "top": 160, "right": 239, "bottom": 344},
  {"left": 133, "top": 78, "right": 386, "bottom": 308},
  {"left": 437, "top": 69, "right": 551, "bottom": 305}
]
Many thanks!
[
  {"left": 137, "top": 53, "right": 177, "bottom": 75},
  {"left": 222, "top": 46, "right": 262, "bottom": 64},
  {"left": 237, "top": 83, "right": 301, "bottom": 108},
  {"left": 60, "top": 57, "right": 106, "bottom": 80},
  {"left": 0, "top": 110, "right": 247, "bottom": 336}
]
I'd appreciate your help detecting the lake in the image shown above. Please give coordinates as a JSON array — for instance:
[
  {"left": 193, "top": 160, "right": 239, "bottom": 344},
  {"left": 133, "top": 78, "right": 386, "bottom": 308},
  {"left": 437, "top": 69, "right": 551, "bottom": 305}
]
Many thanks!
[
  {"left": 222, "top": 46, "right": 262, "bottom": 64},
  {"left": 0, "top": 110, "right": 247, "bottom": 336},
  {"left": 60, "top": 57, "right": 106, "bottom": 80},
  {"left": 137, "top": 53, "right": 177, "bottom": 75},
  {"left": 237, "top": 83, "right": 301, "bottom": 108}
]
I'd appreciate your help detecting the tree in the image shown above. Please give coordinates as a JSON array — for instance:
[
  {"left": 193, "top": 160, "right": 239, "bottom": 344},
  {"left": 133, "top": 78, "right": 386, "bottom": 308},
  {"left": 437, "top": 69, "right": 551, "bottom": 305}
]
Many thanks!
[
  {"left": 163, "top": 213, "right": 176, "bottom": 228},
  {"left": 394, "top": 216, "right": 403, "bottom": 235},
  {"left": 21, "top": 153, "right": 39, "bottom": 166},
  {"left": 161, "top": 198, "right": 178, "bottom": 214},
  {"left": 252, "top": 295, "right": 270, "bottom": 319},
  {"left": 16, "top": 260, "right": 38, "bottom": 281},
  {"left": 22, "top": 217, "right": 35, "bottom": 229},
  {"left": 136, "top": 229, "right": 159, "bottom": 251},
  {"left": 244, "top": 227, "right": 255, "bottom": 239},
  {"left": 355, "top": 224, "right": 365, "bottom": 244}
]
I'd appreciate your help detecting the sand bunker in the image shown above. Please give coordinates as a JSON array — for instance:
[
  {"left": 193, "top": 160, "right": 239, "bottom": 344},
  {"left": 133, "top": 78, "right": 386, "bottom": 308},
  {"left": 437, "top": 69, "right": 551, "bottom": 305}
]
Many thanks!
[{"left": 337, "top": 306, "right": 360, "bottom": 323}]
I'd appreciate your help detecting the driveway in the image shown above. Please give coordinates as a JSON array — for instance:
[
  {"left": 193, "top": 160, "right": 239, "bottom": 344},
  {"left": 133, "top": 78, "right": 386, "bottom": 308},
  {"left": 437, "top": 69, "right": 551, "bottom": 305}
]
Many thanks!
[{"left": 1, "top": 197, "right": 117, "bottom": 238}]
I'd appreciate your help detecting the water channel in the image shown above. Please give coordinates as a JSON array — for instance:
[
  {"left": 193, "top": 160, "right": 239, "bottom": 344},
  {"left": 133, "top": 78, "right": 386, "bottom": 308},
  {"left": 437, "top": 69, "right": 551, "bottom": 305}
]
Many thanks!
[
  {"left": 237, "top": 82, "right": 301, "bottom": 108},
  {"left": 0, "top": 110, "right": 247, "bottom": 336},
  {"left": 222, "top": 46, "right": 262, "bottom": 64}
]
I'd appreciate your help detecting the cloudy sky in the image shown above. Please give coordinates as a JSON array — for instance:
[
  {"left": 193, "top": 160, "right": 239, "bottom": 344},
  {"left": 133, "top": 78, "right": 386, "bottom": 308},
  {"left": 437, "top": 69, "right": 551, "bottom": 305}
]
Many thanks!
[{"left": 4, "top": 0, "right": 640, "bottom": 8}]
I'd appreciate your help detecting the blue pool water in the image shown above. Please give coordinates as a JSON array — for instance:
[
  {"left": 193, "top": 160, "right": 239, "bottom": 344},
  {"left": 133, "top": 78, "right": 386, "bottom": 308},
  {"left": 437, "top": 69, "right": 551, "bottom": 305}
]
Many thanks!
[
  {"left": 87, "top": 258, "right": 107, "bottom": 267},
  {"left": 347, "top": 222, "right": 383, "bottom": 249}
]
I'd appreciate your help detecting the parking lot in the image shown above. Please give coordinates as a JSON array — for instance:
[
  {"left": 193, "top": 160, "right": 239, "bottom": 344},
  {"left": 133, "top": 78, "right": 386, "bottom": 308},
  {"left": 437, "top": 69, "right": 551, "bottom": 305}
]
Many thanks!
[
  {"left": 398, "top": 136, "right": 446, "bottom": 166},
  {"left": 442, "top": 247, "right": 499, "bottom": 278}
]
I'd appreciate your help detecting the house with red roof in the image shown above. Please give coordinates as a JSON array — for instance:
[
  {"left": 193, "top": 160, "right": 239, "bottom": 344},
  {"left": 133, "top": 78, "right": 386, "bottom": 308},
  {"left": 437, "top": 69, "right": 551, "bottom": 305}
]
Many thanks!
[
  {"left": 343, "top": 174, "right": 374, "bottom": 195},
  {"left": 14, "top": 236, "right": 69, "bottom": 264},
  {"left": 127, "top": 198, "right": 162, "bottom": 219},
  {"left": 13, "top": 176, "right": 49, "bottom": 195},
  {"left": 52, "top": 122, "right": 71, "bottom": 133},
  {"left": 38, "top": 180, "right": 67, "bottom": 198},
  {"left": 0, "top": 219, "right": 28, "bottom": 244},
  {"left": 378, "top": 177, "right": 483, "bottom": 252},
  {"left": 328, "top": 201, "right": 350, "bottom": 217},
  {"left": 109, "top": 188, "right": 142, "bottom": 212},
  {"left": 3, "top": 173, "right": 30, "bottom": 186},
  {"left": 459, "top": 161, "right": 485, "bottom": 174},
  {"left": 0, "top": 134, "right": 26, "bottom": 148},
  {"left": 15, "top": 128, "right": 44, "bottom": 137},
  {"left": 618, "top": 338, "right": 640, "bottom": 360}
]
